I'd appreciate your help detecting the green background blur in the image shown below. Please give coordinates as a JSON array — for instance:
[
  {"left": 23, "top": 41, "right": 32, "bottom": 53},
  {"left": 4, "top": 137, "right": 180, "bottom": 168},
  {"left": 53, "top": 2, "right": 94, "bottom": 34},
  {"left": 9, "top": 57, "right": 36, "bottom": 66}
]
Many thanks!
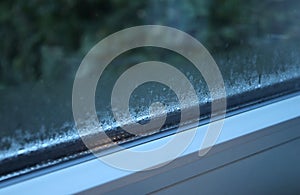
[{"left": 1, "top": 0, "right": 299, "bottom": 88}]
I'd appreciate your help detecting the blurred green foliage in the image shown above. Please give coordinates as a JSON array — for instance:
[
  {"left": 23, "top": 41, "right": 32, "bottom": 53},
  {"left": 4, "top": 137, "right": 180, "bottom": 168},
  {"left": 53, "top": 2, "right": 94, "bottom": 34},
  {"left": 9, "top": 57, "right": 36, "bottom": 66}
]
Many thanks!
[
  {"left": 0, "top": 0, "right": 299, "bottom": 87},
  {"left": 0, "top": 0, "right": 147, "bottom": 86}
]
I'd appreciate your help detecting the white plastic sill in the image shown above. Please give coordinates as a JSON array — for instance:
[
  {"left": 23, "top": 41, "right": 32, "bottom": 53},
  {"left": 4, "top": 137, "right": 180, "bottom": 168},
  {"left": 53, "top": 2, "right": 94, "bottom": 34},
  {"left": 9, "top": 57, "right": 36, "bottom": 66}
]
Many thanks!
[{"left": 1, "top": 93, "right": 300, "bottom": 194}]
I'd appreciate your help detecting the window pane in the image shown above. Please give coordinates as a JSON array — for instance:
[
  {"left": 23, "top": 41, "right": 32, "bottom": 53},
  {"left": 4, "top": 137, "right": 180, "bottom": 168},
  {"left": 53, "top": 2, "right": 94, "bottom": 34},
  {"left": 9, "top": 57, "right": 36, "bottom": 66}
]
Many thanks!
[{"left": 0, "top": 0, "right": 299, "bottom": 181}]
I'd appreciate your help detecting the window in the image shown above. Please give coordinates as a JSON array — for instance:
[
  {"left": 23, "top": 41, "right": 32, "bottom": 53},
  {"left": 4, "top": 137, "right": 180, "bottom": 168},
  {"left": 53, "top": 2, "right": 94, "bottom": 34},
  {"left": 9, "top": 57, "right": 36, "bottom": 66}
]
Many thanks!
[{"left": 0, "top": 0, "right": 299, "bottom": 185}]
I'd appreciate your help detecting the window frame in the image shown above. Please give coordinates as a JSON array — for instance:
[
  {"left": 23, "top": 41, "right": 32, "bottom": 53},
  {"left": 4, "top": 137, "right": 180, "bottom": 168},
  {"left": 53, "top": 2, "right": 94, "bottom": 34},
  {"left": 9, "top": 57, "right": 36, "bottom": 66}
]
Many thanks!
[{"left": 1, "top": 92, "right": 300, "bottom": 193}]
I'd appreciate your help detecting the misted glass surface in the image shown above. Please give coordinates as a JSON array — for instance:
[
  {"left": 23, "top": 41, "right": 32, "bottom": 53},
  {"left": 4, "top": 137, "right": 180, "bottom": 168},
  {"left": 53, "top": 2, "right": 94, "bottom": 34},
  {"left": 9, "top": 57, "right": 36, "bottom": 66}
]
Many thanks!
[{"left": 0, "top": 0, "right": 300, "bottom": 179}]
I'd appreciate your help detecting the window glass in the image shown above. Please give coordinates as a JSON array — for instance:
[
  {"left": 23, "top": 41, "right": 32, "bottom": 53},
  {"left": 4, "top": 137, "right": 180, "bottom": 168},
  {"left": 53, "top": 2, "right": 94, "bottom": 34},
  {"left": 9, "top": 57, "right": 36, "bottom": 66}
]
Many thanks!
[{"left": 0, "top": 0, "right": 300, "bottom": 180}]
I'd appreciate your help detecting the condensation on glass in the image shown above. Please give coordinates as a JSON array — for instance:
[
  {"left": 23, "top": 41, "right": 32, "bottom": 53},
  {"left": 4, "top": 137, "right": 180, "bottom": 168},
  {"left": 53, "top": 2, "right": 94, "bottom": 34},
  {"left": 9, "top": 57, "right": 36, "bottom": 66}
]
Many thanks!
[{"left": 0, "top": 0, "right": 299, "bottom": 181}]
